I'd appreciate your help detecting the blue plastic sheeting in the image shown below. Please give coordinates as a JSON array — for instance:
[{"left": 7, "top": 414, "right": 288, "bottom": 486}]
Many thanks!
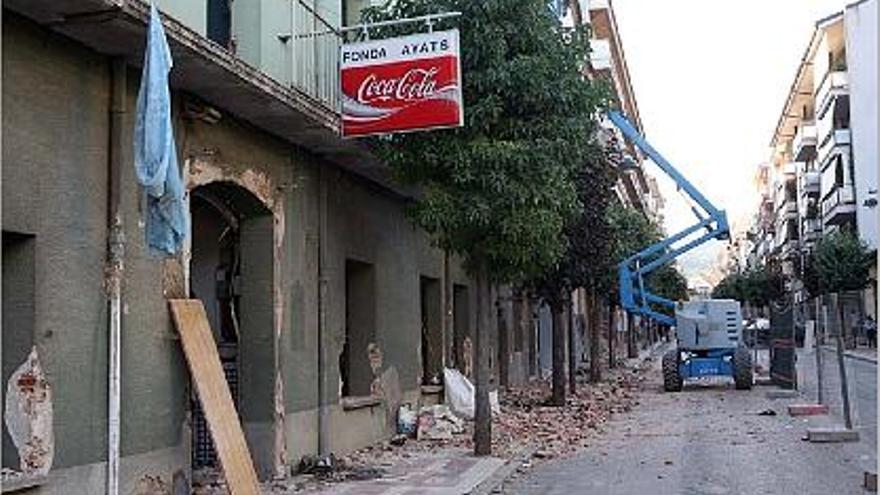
[{"left": 133, "top": 3, "right": 188, "bottom": 256}]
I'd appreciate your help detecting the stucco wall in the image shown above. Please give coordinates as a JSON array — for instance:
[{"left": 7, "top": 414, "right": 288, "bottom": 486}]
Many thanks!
[
  {"left": 3, "top": 9, "right": 478, "bottom": 492},
  {"left": 845, "top": 0, "right": 878, "bottom": 250}
]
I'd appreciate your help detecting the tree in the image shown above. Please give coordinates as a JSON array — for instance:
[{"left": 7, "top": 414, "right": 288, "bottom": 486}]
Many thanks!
[
  {"left": 811, "top": 227, "right": 872, "bottom": 429},
  {"left": 528, "top": 145, "right": 615, "bottom": 402},
  {"left": 361, "top": 0, "right": 608, "bottom": 455},
  {"left": 605, "top": 203, "right": 663, "bottom": 358},
  {"left": 813, "top": 229, "right": 872, "bottom": 294},
  {"left": 712, "top": 266, "right": 785, "bottom": 312},
  {"left": 647, "top": 263, "right": 688, "bottom": 313}
]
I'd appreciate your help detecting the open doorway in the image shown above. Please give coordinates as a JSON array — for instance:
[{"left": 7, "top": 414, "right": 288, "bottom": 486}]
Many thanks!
[{"left": 189, "top": 181, "right": 274, "bottom": 479}]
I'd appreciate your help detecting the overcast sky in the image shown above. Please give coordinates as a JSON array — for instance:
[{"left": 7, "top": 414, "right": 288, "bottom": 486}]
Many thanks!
[{"left": 610, "top": 0, "right": 848, "bottom": 284}]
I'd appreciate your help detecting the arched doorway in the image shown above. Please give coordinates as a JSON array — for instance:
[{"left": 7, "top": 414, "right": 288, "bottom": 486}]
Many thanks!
[{"left": 189, "top": 181, "right": 275, "bottom": 479}]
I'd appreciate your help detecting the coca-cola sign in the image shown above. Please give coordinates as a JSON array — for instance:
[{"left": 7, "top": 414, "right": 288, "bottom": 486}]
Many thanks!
[{"left": 340, "top": 30, "right": 463, "bottom": 138}]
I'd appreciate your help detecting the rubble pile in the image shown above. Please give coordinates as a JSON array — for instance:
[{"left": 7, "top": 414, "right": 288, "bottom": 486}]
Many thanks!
[{"left": 491, "top": 366, "right": 645, "bottom": 459}]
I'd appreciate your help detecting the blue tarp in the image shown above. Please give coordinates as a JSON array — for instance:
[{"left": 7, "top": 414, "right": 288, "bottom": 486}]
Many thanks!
[{"left": 133, "top": 3, "right": 188, "bottom": 256}]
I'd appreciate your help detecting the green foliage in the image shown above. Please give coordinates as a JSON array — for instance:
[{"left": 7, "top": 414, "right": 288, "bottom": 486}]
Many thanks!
[
  {"left": 360, "top": 0, "right": 609, "bottom": 282},
  {"left": 711, "top": 266, "right": 786, "bottom": 307},
  {"left": 529, "top": 145, "right": 617, "bottom": 305},
  {"left": 647, "top": 263, "right": 689, "bottom": 302},
  {"left": 604, "top": 203, "right": 663, "bottom": 297},
  {"left": 812, "top": 229, "right": 872, "bottom": 293}
]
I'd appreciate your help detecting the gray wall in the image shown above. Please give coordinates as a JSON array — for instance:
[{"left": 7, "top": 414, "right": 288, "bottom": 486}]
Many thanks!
[{"left": 3, "top": 10, "right": 478, "bottom": 492}]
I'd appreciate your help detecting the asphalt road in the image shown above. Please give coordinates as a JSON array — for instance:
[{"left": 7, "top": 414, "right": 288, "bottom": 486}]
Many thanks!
[{"left": 504, "top": 358, "right": 872, "bottom": 495}]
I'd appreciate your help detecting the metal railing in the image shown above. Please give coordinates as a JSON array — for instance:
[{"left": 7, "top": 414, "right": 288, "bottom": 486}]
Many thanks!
[{"left": 287, "top": 1, "right": 342, "bottom": 112}]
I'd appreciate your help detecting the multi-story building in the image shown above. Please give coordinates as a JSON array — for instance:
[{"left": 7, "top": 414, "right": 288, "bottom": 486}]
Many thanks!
[
  {"left": 747, "top": 0, "right": 877, "bottom": 316},
  {"left": 568, "top": 0, "right": 665, "bottom": 223},
  {"left": 2, "top": 0, "right": 504, "bottom": 492}
]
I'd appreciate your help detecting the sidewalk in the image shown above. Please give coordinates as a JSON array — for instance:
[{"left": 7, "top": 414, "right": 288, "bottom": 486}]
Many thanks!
[
  {"left": 257, "top": 349, "right": 658, "bottom": 495},
  {"left": 820, "top": 344, "right": 877, "bottom": 364},
  {"left": 297, "top": 449, "right": 506, "bottom": 495}
]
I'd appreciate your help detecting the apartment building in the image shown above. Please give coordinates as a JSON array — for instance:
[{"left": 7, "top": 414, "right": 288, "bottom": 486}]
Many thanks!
[
  {"left": 1, "top": 1, "right": 512, "bottom": 492},
  {"left": 746, "top": 0, "right": 877, "bottom": 316}
]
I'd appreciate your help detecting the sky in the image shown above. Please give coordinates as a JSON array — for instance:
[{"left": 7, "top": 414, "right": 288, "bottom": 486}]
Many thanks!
[{"left": 610, "top": 0, "right": 849, "bottom": 285}]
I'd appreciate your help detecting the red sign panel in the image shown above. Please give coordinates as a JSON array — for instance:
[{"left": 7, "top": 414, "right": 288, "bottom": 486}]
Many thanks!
[{"left": 340, "top": 30, "right": 463, "bottom": 138}]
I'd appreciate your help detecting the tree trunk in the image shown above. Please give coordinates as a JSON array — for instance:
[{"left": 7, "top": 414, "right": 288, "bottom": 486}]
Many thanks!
[
  {"left": 568, "top": 300, "right": 578, "bottom": 394},
  {"left": 626, "top": 313, "right": 637, "bottom": 358},
  {"left": 551, "top": 300, "right": 567, "bottom": 406},
  {"left": 473, "top": 265, "right": 492, "bottom": 456},
  {"left": 526, "top": 296, "right": 537, "bottom": 379},
  {"left": 512, "top": 291, "right": 524, "bottom": 387},
  {"left": 588, "top": 289, "right": 602, "bottom": 383},
  {"left": 497, "top": 298, "right": 509, "bottom": 389},
  {"left": 835, "top": 292, "right": 854, "bottom": 429},
  {"left": 608, "top": 302, "right": 616, "bottom": 369}
]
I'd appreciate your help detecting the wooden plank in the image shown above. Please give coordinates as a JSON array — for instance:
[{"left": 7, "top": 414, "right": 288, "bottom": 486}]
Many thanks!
[{"left": 169, "top": 299, "right": 261, "bottom": 495}]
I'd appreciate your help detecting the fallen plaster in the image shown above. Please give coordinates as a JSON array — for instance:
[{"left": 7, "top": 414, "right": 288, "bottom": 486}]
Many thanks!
[
  {"left": 4, "top": 347, "right": 54, "bottom": 476},
  {"left": 133, "top": 474, "right": 170, "bottom": 495}
]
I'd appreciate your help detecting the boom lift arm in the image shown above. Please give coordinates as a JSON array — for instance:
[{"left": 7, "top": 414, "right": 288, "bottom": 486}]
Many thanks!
[{"left": 606, "top": 110, "right": 730, "bottom": 326}]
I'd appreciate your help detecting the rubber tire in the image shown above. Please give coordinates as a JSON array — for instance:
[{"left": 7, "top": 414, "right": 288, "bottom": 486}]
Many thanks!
[
  {"left": 733, "top": 346, "right": 753, "bottom": 390},
  {"left": 662, "top": 349, "right": 683, "bottom": 392}
]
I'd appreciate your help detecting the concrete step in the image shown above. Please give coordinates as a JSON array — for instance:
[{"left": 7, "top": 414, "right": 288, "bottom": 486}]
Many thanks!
[
  {"left": 806, "top": 427, "right": 860, "bottom": 443},
  {"left": 788, "top": 404, "right": 829, "bottom": 416},
  {"left": 765, "top": 389, "right": 798, "bottom": 399}
]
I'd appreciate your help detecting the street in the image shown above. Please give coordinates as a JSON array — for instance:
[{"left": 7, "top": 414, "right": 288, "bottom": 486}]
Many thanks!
[{"left": 503, "top": 358, "right": 872, "bottom": 495}]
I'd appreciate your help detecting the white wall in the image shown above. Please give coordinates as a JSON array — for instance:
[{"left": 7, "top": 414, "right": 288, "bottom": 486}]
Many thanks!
[{"left": 846, "top": 0, "right": 879, "bottom": 249}]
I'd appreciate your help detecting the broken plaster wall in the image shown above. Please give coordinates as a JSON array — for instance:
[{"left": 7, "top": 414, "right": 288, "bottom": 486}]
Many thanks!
[
  {"left": 2, "top": 10, "right": 483, "bottom": 491},
  {"left": 181, "top": 101, "right": 294, "bottom": 480},
  {"left": 1, "top": 14, "right": 188, "bottom": 493}
]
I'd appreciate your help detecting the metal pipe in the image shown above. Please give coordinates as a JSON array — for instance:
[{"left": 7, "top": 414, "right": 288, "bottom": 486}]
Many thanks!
[
  {"left": 338, "top": 11, "right": 461, "bottom": 34},
  {"left": 107, "top": 57, "right": 127, "bottom": 495},
  {"left": 317, "top": 162, "right": 330, "bottom": 455}
]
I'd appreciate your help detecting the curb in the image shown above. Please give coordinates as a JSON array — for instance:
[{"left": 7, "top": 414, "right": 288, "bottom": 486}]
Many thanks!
[{"left": 469, "top": 444, "right": 538, "bottom": 495}]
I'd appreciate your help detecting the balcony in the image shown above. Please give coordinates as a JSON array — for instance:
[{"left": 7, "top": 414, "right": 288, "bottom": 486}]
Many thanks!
[
  {"left": 287, "top": 0, "right": 341, "bottom": 112},
  {"left": 793, "top": 123, "right": 818, "bottom": 162},
  {"left": 822, "top": 184, "right": 857, "bottom": 226},
  {"left": 799, "top": 171, "right": 820, "bottom": 197},
  {"left": 802, "top": 218, "right": 822, "bottom": 244},
  {"left": 818, "top": 129, "right": 851, "bottom": 166},
  {"left": 776, "top": 200, "right": 798, "bottom": 220},
  {"left": 590, "top": 39, "right": 612, "bottom": 71},
  {"left": 816, "top": 71, "right": 848, "bottom": 119}
]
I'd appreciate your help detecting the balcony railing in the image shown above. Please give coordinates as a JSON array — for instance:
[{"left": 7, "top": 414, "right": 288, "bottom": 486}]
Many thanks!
[
  {"left": 288, "top": 1, "right": 342, "bottom": 112},
  {"left": 818, "top": 128, "right": 851, "bottom": 165},
  {"left": 822, "top": 183, "right": 856, "bottom": 226},
  {"left": 792, "top": 123, "right": 817, "bottom": 162},
  {"left": 816, "top": 71, "right": 848, "bottom": 119},
  {"left": 799, "top": 170, "right": 820, "bottom": 197}
]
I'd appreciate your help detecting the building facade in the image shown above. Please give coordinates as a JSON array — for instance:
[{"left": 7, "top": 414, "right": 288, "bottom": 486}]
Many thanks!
[
  {"left": 1, "top": 1, "right": 530, "bottom": 492},
  {"left": 744, "top": 0, "right": 877, "bottom": 320}
]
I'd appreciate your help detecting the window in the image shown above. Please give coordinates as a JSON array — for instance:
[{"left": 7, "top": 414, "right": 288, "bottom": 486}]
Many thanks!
[
  {"left": 785, "top": 179, "right": 797, "bottom": 202},
  {"left": 341, "top": 260, "right": 376, "bottom": 397},
  {"left": 2, "top": 232, "right": 35, "bottom": 470},
  {"left": 207, "top": 0, "right": 232, "bottom": 50},
  {"left": 834, "top": 155, "right": 844, "bottom": 187}
]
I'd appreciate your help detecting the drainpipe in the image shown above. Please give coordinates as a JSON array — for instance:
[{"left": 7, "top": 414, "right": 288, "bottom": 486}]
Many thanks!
[
  {"left": 316, "top": 164, "right": 330, "bottom": 456},
  {"left": 107, "top": 58, "right": 127, "bottom": 495}
]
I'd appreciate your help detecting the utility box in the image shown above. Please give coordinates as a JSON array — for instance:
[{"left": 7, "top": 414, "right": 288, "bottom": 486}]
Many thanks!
[{"left": 675, "top": 299, "right": 742, "bottom": 351}]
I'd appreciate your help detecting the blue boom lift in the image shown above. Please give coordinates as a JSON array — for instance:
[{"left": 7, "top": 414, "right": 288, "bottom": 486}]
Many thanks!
[{"left": 607, "top": 110, "right": 752, "bottom": 392}]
